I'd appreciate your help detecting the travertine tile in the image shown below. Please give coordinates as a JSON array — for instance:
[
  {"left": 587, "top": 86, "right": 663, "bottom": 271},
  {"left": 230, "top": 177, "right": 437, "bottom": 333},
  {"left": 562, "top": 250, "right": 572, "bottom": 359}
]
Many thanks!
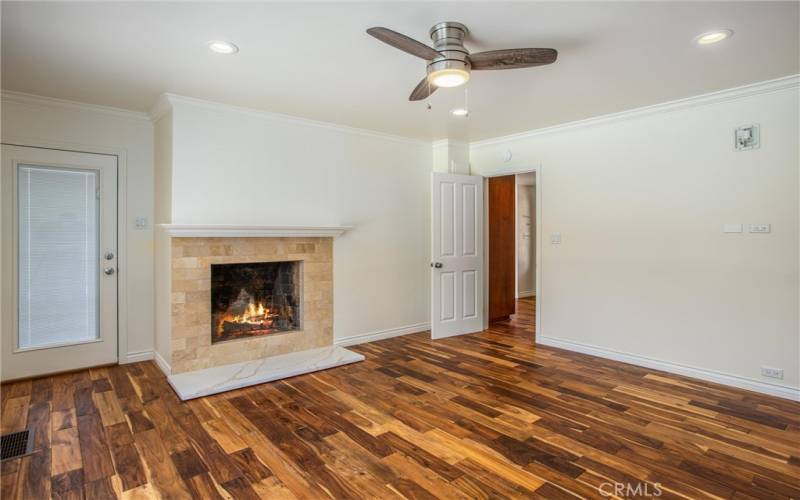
[{"left": 169, "top": 236, "right": 333, "bottom": 374}]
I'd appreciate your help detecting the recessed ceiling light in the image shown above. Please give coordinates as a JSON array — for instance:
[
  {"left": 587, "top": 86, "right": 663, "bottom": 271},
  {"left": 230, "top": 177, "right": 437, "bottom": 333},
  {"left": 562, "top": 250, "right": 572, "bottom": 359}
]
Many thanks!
[
  {"left": 208, "top": 40, "right": 239, "bottom": 54},
  {"left": 451, "top": 108, "right": 469, "bottom": 117},
  {"left": 694, "top": 29, "right": 733, "bottom": 45}
]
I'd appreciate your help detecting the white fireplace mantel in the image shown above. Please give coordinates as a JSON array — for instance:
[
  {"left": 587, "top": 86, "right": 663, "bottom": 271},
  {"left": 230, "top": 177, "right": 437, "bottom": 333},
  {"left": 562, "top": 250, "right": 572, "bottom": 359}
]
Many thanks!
[{"left": 157, "top": 224, "right": 352, "bottom": 238}]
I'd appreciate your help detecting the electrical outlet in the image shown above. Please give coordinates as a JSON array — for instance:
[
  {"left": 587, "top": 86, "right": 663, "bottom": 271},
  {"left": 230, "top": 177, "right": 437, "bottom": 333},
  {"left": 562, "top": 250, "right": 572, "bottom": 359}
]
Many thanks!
[
  {"left": 134, "top": 216, "right": 148, "bottom": 229},
  {"left": 761, "top": 367, "right": 784, "bottom": 380},
  {"left": 550, "top": 233, "right": 561, "bottom": 245}
]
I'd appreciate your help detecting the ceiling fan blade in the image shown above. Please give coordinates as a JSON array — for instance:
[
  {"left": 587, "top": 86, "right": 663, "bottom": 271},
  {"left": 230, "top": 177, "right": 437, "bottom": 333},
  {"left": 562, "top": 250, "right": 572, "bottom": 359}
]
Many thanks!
[
  {"left": 367, "top": 27, "right": 440, "bottom": 60},
  {"left": 469, "top": 48, "right": 557, "bottom": 70},
  {"left": 409, "top": 77, "right": 437, "bottom": 101}
]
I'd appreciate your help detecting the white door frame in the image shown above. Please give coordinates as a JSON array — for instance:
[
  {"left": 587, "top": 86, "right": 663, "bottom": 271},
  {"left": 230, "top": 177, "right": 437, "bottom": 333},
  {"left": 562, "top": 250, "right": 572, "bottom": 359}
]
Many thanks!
[
  {"left": 481, "top": 164, "right": 542, "bottom": 340},
  {"left": 1, "top": 137, "right": 130, "bottom": 370}
]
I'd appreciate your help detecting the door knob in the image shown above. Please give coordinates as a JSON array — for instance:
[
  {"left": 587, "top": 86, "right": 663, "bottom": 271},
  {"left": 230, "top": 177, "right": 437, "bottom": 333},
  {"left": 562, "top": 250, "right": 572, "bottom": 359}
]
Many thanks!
[
  {"left": 104, "top": 251, "right": 115, "bottom": 260},
  {"left": 430, "top": 262, "right": 443, "bottom": 269},
  {"left": 103, "top": 267, "right": 116, "bottom": 276}
]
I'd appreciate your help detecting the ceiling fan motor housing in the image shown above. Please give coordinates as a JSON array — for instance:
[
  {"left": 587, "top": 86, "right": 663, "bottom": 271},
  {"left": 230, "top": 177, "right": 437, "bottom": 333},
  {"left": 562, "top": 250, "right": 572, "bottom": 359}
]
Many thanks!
[{"left": 427, "top": 22, "right": 471, "bottom": 80}]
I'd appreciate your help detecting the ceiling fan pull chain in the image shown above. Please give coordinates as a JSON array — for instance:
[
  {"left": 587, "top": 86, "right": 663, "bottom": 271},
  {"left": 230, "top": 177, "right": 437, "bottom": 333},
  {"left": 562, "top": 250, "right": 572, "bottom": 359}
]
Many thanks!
[{"left": 427, "top": 79, "right": 432, "bottom": 110}]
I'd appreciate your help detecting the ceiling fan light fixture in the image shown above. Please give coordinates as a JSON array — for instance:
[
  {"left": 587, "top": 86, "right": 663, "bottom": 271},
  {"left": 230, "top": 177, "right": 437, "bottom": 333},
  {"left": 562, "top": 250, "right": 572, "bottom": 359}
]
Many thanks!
[
  {"left": 429, "top": 68, "right": 470, "bottom": 88},
  {"left": 365, "top": 22, "right": 557, "bottom": 101}
]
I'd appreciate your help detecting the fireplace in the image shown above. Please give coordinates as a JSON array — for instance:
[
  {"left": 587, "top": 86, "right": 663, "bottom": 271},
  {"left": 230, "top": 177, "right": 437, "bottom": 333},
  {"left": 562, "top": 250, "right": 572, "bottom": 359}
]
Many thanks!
[{"left": 211, "top": 261, "right": 302, "bottom": 343}]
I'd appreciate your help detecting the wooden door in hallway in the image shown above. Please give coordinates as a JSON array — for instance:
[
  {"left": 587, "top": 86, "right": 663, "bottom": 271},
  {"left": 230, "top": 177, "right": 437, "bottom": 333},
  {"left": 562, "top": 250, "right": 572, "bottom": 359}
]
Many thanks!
[{"left": 488, "top": 175, "right": 515, "bottom": 321}]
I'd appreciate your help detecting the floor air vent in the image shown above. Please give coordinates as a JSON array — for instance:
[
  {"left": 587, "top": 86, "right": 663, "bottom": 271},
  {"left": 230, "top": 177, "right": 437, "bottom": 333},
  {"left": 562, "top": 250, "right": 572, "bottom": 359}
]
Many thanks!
[{"left": 1, "top": 429, "right": 35, "bottom": 461}]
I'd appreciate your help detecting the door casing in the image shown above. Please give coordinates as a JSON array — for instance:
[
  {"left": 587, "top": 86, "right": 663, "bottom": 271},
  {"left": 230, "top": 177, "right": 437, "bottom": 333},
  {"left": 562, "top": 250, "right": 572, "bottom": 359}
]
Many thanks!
[{"left": 3, "top": 135, "right": 131, "bottom": 369}]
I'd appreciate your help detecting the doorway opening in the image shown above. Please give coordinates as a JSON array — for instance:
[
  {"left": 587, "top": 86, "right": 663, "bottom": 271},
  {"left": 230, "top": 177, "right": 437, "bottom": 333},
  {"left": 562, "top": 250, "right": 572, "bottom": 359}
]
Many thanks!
[{"left": 487, "top": 172, "right": 536, "bottom": 340}]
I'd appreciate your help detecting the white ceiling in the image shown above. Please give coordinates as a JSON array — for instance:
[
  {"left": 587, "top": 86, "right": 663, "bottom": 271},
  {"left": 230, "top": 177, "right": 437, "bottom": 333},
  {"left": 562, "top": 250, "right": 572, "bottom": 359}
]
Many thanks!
[{"left": 2, "top": 2, "right": 798, "bottom": 141}]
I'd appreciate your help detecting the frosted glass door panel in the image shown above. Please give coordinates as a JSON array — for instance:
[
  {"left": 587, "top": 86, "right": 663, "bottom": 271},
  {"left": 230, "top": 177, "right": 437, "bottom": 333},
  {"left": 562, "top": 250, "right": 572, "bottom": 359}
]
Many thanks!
[{"left": 17, "top": 165, "right": 99, "bottom": 349}]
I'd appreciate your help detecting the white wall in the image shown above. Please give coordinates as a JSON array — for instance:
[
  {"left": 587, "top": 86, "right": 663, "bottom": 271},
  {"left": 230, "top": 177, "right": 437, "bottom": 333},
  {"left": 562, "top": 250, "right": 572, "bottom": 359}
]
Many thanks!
[
  {"left": 1, "top": 93, "right": 155, "bottom": 363},
  {"left": 162, "top": 96, "right": 432, "bottom": 343},
  {"left": 154, "top": 110, "right": 173, "bottom": 224},
  {"left": 152, "top": 110, "right": 173, "bottom": 363},
  {"left": 432, "top": 140, "right": 470, "bottom": 174},
  {"left": 471, "top": 79, "right": 800, "bottom": 397},
  {"left": 516, "top": 179, "right": 535, "bottom": 297}
]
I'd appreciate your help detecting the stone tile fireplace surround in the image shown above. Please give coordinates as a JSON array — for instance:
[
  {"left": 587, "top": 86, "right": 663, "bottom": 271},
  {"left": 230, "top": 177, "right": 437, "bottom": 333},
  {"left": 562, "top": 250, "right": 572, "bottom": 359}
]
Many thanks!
[
  {"left": 155, "top": 225, "right": 362, "bottom": 399},
  {"left": 171, "top": 235, "right": 330, "bottom": 373}
]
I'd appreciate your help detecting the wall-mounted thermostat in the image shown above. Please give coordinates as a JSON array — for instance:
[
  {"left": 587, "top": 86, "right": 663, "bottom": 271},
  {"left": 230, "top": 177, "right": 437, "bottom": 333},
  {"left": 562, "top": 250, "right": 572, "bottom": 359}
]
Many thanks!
[{"left": 734, "top": 124, "right": 759, "bottom": 151}]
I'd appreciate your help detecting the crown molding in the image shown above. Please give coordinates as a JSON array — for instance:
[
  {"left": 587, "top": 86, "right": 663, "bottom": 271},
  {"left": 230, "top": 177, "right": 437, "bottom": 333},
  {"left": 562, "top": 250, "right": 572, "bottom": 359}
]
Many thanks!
[
  {"left": 471, "top": 74, "right": 800, "bottom": 150},
  {"left": 1, "top": 90, "right": 151, "bottom": 122},
  {"left": 153, "top": 93, "right": 428, "bottom": 146}
]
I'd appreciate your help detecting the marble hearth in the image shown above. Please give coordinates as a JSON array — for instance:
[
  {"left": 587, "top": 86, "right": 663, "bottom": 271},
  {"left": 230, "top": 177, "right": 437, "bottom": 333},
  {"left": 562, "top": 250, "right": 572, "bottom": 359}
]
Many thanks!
[{"left": 155, "top": 225, "right": 362, "bottom": 399}]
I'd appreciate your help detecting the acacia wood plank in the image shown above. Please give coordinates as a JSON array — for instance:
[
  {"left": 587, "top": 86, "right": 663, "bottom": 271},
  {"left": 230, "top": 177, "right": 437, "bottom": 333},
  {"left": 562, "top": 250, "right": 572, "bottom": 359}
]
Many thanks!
[
  {"left": 76, "top": 413, "right": 114, "bottom": 483},
  {"left": 51, "top": 428, "right": 82, "bottom": 476}
]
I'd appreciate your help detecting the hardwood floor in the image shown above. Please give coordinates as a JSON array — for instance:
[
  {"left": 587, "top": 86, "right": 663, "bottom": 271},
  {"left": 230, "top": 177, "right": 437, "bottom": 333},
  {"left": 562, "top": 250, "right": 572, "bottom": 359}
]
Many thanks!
[
  {"left": 496, "top": 296, "right": 535, "bottom": 339},
  {"left": 2, "top": 312, "right": 799, "bottom": 499}
]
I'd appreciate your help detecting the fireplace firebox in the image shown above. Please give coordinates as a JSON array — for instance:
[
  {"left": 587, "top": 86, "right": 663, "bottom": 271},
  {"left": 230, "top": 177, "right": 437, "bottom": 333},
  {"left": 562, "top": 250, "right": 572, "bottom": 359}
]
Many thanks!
[{"left": 211, "top": 261, "right": 302, "bottom": 343}]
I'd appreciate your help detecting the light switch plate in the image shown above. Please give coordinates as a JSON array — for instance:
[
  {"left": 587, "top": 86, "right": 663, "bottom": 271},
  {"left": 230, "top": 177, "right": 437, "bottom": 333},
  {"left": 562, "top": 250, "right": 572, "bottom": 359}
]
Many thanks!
[
  {"left": 734, "top": 124, "right": 760, "bottom": 151},
  {"left": 749, "top": 224, "right": 770, "bottom": 233},
  {"left": 723, "top": 224, "right": 743, "bottom": 233},
  {"left": 134, "top": 216, "right": 148, "bottom": 229},
  {"left": 550, "top": 233, "right": 561, "bottom": 244}
]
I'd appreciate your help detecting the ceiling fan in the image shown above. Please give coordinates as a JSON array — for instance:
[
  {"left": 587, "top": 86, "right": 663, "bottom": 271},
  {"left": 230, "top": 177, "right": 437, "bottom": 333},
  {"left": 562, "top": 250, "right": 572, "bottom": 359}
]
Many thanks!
[{"left": 366, "top": 22, "right": 557, "bottom": 101}]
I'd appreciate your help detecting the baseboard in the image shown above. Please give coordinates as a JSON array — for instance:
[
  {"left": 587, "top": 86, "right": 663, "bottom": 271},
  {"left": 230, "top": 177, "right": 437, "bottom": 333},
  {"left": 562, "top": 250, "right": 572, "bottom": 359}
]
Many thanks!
[
  {"left": 153, "top": 351, "right": 172, "bottom": 376},
  {"left": 517, "top": 290, "right": 535, "bottom": 298},
  {"left": 121, "top": 350, "right": 154, "bottom": 364},
  {"left": 537, "top": 336, "right": 800, "bottom": 402},
  {"left": 334, "top": 322, "right": 430, "bottom": 347}
]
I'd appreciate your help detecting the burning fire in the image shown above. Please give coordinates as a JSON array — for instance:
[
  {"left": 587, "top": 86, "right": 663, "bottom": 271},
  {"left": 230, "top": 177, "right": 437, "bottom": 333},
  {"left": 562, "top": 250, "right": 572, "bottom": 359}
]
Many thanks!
[
  {"left": 230, "top": 302, "right": 273, "bottom": 325},
  {"left": 214, "top": 289, "right": 295, "bottom": 340}
]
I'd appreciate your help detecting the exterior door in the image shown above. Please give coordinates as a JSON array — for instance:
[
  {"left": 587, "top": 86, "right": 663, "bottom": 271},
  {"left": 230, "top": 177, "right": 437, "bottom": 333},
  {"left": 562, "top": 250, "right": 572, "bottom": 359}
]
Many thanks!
[
  {"left": 431, "top": 172, "right": 484, "bottom": 339},
  {"left": 1, "top": 145, "right": 118, "bottom": 380}
]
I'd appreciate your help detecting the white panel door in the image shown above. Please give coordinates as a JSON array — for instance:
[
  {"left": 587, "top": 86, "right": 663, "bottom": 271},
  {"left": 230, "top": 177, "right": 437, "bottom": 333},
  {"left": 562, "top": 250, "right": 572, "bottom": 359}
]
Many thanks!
[
  {"left": 1, "top": 145, "right": 118, "bottom": 380},
  {"left": 431, "top": 172, "right": 483, "bottom": 339}
]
